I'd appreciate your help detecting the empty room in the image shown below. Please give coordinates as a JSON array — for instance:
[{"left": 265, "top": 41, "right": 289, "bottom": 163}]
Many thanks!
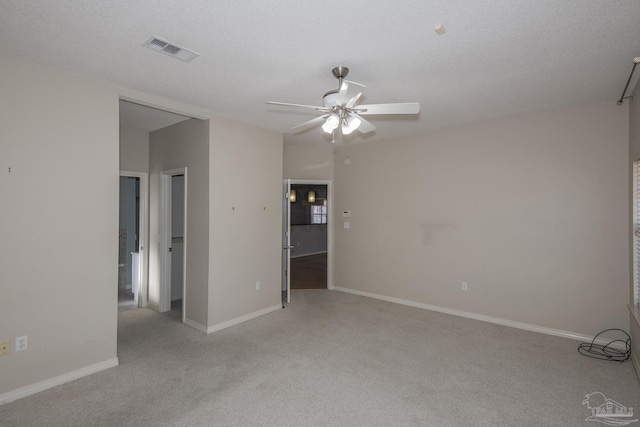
[{"left": 1, "top": 1, "right": 640, "bottom": 426}]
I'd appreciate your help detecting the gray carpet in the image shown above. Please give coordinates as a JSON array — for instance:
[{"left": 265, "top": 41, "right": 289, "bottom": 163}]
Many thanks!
[{"left": 1, "top": 290, "right": 639, "bottom": 426}]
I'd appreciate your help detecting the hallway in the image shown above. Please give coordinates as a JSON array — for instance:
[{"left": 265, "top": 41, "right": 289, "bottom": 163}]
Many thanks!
[{"left": 290, "top": 253, "right": 326, "bottom": 290}]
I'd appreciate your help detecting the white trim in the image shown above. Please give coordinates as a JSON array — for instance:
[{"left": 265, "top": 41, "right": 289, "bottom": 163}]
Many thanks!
[
  {"left": 160, "top": 168, "right": 187, "bottom": 318},
  {"left": 181, "top": 172, "right": 188, "bottom": 324},
  {"left": 630, "top": 303, "right": 640, "bottom": 328},
  {"left": 283, "top": 179, "right": 291, "bottom": 304},
  {"left": 118, "top": 94, "right": 209, "bottom": 121},
  {"left": 334, "top": 286, "right": 627, "bottom": 349},
  {"left": 184, "top": 317, "right": 208, "bottom": 334},
  {"left": 0, "top": 358, "right": 119, "bottom": 405},
  {"left": 629, "top": 304, "right": 640, "bottom": 380},
  {"left": 206, "top": 304, "right": 282, "bottom": 334},
  {"left": 160, "top": 173, "right": 171, "bottom": 312}
]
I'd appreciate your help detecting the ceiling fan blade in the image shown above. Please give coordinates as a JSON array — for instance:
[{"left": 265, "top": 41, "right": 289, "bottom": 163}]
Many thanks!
[
  {"left": 356, "top": 102, "right": 420, "bottom": 115},
  {"left": 345, "top": 92, "right": 363, "bottom": 109},
  {"left": 353, "top": 114, "right": 376, "bottom": 134},
  {"left": 290, "top": 115, "right": 329, "bottom": 131},
  {"left": 336, "top": 80, "right": 365, "bottom": 107},
  {"left": 267, "top": 101, "right": 331, "bottom": 113}
]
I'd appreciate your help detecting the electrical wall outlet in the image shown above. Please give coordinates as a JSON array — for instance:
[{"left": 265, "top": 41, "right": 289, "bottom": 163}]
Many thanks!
[
  {"left": 255, "top": 281, "right": 261, "bottom": 290},
  {"left": 0, "top": 340, "right": 10, "bottom": 356},
  {"left": 461, "top": 282, "right": 468, "bottom": 291},
  {"left": 16, "top": 336, "right": 27, "bottom": 352}
]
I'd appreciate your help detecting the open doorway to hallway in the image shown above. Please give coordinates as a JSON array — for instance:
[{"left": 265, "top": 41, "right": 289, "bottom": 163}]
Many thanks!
[
  {"left": 169, "top": 173, "right": 185, "bottom": 316},
  {"left": 159, "top": 168, "right": 188, "bottom": 322},
  {"left": 289, "top": 183, "right": 328, "bottom": 291},
  {"left": 118, "top": 98, "right": 193, "bottom": 320},
  {"left": 118, "top": 175, "right": 142, "bottom": 310}
]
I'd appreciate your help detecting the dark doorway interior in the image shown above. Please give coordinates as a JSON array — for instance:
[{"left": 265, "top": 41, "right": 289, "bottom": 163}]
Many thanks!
[{"left": 291, "top": 253, "right": 327, "bottom": 290}]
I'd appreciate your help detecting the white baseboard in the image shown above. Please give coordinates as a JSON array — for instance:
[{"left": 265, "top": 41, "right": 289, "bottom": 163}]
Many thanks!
[
  {"left": 632, "top": 351, "right": 640, "bottom": 380},
  {"left": 629, "top": 305, "right": 640, "bottom": 380},
  {"left": 207, "top": 304, "right": 282, "bottom": 334},
  {"left": 184, "top": 317, "right": 208, "bottom": 333},
  {"left": 333, "top": 286, "right": 627, "bottom": 350},
  {"left": 0, "top": 357, "right": 119, "bottom": 405}
]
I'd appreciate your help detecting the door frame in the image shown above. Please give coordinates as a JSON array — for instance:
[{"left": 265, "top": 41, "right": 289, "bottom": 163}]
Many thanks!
[
  {"left": 119, "top": 170, "right": 148, "bottom": 308},
  {"left": 283, "top": 179, "right": 333, "bottom": 301},
  {"left": 160, "top": 167, "right": 187, "bottom": 322}
]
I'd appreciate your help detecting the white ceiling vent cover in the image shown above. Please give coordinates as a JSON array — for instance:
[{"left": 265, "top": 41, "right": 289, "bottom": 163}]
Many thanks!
[{"left": 143, "top": 36, "right": 199, "bottom": 63}]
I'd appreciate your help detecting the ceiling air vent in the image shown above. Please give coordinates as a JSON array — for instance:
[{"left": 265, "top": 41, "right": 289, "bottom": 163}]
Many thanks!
[{"left": 143, "top": 36, "right": 199, "bottom": 63}]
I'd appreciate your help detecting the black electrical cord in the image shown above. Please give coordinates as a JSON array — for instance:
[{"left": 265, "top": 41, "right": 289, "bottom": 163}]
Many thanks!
[{"left": 577, "top": 329, "right": 631, "bottom": 362}]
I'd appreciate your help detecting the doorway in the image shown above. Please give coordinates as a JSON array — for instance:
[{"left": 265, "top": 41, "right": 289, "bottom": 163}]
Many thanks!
[
  {"left": 160, "top": 168, "right": 187, "bottom": 322},
  {"left": 282, "top": 180, "right": 332, "bottom": 303},
  {"left": 170, "top": 174, "right": 185, "bottom": 312},
  {"left": 118, "top": 172, "right": 148, "bottom": 310}
]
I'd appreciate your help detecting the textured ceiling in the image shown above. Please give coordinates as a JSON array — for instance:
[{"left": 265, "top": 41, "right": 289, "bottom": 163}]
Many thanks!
[{"left": 1, "top": 1, "right": 640, "bottom": 145}]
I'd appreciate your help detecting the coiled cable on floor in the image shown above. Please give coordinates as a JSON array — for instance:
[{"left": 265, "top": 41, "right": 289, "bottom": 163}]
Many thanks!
[{"left": 577, "top": 329, "right": 631, "bottom": 362}]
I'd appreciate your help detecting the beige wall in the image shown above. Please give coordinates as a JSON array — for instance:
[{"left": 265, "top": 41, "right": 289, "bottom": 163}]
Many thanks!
[
  {"left": 0, "top": 55, "right": 287, "bottom": 401},
  {"left": 119, "top": 125, "right": 149, "bottom": 172},
  {"left": 283, "top": 142, "right": 334, "bottom": 180},
  {"left": 149, "top": 119, "right": 210, "bottom": 327},
  {"left": 0, "top": 57, "right": 119, "bottom": 396},
  {"left": 333, "top": 101, "right": 629, "bottom": 337},
  {"left": 208, "top": 116, "right": 283, "bottom": 327}
]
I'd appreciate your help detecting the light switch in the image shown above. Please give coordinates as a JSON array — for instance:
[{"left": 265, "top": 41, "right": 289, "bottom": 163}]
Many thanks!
[{"left": 343, "top": 221, "right": 350, "bottom": 229}]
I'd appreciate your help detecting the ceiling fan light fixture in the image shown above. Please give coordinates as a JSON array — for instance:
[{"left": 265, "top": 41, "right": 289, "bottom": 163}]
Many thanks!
[
  {"left": 322, "top": 114, "right": 340, "bottom": 133},
  {"left": 266, "top": 66, "right": 420, "bottom": 140},
  {"left": 342, "top": 116, "right": 361, "bottom": 135}
]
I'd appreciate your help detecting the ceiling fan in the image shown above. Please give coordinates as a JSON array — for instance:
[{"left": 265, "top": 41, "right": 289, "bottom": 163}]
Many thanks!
[{"left": 267, "top": 66, "right": 420, "bottom": 140}]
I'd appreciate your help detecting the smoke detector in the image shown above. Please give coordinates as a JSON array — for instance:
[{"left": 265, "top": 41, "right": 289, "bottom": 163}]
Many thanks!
[{"left": 143, "top": 36, "right": 199, "bottom": 62}]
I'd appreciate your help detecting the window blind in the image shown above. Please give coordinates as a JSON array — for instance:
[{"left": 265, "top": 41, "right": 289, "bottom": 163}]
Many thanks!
[{"left": 634, "top": 161, "right": 640, "bottom": 306}]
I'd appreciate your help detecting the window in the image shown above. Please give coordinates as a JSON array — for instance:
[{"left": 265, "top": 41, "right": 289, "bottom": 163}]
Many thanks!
[
  {"left": 634, "top": 160, "right": 640, "bottom": 307},
  {"left": 311, "top": 199, "right": 327, "bottom": 224}
]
